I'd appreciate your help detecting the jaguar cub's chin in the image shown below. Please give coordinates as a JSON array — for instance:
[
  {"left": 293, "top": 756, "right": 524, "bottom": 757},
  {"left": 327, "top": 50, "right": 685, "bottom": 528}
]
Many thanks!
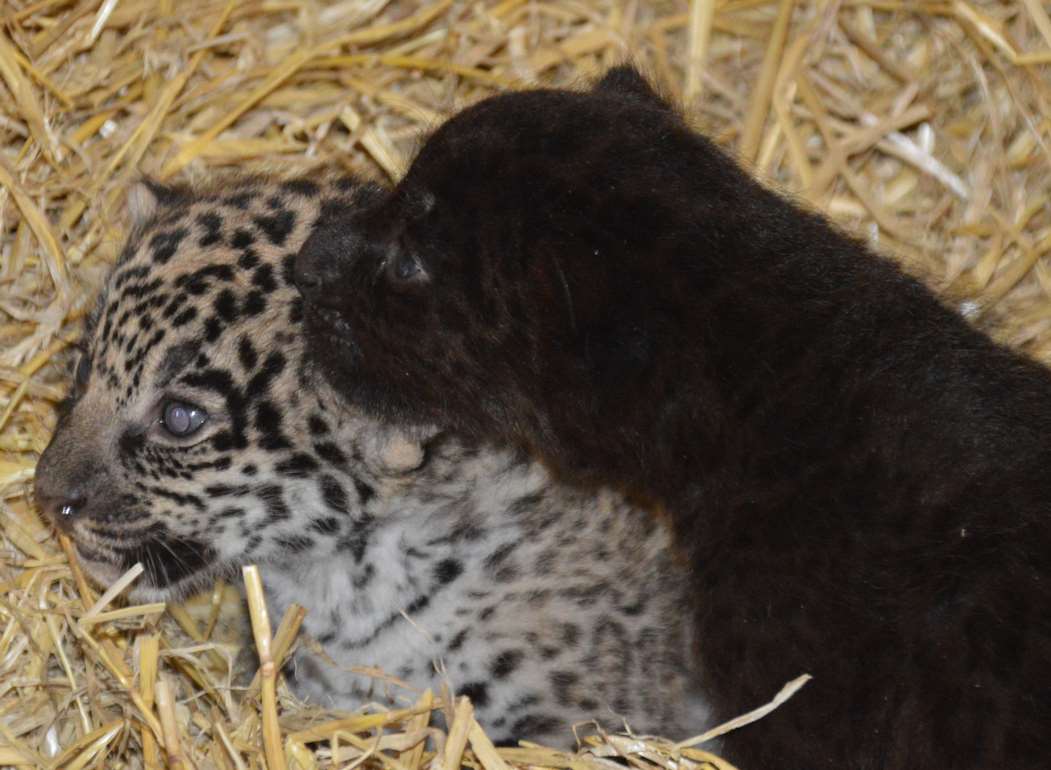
[
  {"left": 123, "top": 571, "right": 223, "bottom": 604},
  {"left": 71, "top": 533, "right": 220, "bottom": 603}
]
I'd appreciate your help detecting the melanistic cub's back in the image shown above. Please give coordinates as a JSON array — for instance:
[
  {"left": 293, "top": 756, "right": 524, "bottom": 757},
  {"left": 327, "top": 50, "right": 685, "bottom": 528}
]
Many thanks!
[{"left": 294, "top": 66, "right": 1051, "bottom": 768}]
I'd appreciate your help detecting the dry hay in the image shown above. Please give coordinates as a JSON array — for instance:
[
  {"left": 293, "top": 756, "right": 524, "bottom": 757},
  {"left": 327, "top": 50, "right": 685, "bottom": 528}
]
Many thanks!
[{"left": 1, "top": 0, "right": 1050, "bottom": 767}]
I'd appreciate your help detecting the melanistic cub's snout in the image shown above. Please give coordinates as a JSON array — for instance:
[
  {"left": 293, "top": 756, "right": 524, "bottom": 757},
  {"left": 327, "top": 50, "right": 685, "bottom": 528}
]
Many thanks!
[
  {"left": 295, "top": 201, "right": 430, "bottom": 314},
  {"left": 293, "top": 220, "right": 364, "bottom": 310}
]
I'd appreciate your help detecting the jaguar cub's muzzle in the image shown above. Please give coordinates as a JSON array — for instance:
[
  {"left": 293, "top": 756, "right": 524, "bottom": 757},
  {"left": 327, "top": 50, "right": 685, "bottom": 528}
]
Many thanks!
[
  {"left": 36, "top": 436, "right": 216, "bottom": 594},
  {"left": 34, "top": 425, "right": 111, "bottom": 533}
]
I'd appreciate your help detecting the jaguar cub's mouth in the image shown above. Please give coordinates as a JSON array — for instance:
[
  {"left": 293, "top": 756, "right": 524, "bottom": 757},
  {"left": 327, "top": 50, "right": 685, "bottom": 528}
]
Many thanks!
[{"left": 71, "top": 528, "right": 218, "bottom": 602}]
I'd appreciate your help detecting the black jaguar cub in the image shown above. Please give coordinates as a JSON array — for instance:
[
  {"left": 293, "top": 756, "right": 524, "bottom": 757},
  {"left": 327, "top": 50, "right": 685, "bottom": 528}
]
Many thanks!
[{"left": 294, "top": 66, "right": 1051, "bottom": 768}]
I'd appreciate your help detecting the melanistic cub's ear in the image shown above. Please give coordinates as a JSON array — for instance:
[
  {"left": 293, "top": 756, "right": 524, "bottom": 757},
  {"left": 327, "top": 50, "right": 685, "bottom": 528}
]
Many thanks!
[
  {"left": 592, "top": 65, "right": 672, "bottom": 112},
  {"left": 126, "top": 178, "right": 186, "bottom": 230}
]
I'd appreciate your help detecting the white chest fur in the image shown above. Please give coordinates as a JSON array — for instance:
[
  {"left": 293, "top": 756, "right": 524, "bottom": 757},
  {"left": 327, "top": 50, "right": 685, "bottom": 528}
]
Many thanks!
[{"left": 262, "top": 440, "right": 710, "bottom": 746}]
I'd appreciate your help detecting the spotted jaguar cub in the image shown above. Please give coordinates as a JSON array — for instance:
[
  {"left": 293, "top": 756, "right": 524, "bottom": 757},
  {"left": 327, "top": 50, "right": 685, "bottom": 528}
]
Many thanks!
[{"left": 33, "top": 173, "right": 707, "bottom": 745}]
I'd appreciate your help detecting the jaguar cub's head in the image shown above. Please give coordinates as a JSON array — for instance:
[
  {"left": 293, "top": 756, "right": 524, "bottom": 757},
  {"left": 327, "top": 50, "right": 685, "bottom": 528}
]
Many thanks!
[{"left": 34, "top": 173, "right": 405, "bottom": 600}]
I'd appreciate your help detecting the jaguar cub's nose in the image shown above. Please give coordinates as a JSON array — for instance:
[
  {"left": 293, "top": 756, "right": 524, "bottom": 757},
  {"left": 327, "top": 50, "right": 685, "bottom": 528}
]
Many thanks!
[
  {"left": 294, "top": 228, "right": 346, "bottom": 310},
  {"left": 34, "top": 484, "right": 88, "bottom": 532},
  {"left": 34, "top": 448, "right": 96, "bottom": 531},
  {"left": 293, "top": 264, "right": 323, "bottom": 294},
  {"left": 291, "top": 250, "right": 323, "bottom": 299}
]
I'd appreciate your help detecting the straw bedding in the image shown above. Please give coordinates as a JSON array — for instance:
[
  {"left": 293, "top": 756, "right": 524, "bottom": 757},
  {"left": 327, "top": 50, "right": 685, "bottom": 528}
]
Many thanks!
[{"left": 1, "top": 0, "right": 1049, "bottom": 767}]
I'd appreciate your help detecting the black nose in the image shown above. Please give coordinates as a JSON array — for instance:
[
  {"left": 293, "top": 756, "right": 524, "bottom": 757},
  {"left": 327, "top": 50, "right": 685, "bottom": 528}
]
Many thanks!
[
  {"left": 293, "top": 265, "right": 323, "bottom": 294},
  {"left": 34, "top": 448, "right": 97, "bottom": 531},
  {"left": 34, "top": 485, "right": 88, "bottom": 532},
  {"left": 293, "top": 227, "right": 348, "bottom": 310}
]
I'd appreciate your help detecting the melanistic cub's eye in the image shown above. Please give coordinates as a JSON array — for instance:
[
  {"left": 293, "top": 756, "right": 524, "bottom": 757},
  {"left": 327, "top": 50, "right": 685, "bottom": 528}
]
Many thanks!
[
  {"left": 395, "top": 252, "right": 421, "bottom": 280},
  {"left": 74, "top": 355, "right": 91, "bottom": 388},
  {"left": 385, "top": 248, "right": 430, "bottom": 290},
  {"left": 162, "top": 401, "right": 208, "bottom": 437}
]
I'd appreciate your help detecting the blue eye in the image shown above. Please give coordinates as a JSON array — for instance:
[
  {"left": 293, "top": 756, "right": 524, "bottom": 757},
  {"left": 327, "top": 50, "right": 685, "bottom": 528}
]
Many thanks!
[{"left": 162, "top": 401, "right": 207, "bottom": 437}]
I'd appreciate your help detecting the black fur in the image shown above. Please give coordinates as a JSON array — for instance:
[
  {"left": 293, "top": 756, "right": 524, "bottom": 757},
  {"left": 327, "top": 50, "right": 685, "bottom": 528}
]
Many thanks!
[{"left": 294, "top": 66, "right": 1051, "bottom": 768}]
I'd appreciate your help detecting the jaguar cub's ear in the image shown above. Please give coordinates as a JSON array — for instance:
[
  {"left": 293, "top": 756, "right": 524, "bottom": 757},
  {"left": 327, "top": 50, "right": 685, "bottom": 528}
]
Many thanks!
[
  {"left": 592, "top": 65, "right": 673, "bottom": 112},
  {"left": 127, "top": 178, "right": 186, "bottom": 230}
]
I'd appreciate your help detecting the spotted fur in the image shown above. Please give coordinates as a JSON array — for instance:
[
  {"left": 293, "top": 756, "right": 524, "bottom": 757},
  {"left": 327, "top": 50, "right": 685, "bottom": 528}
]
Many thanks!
[{"left": 33, "top": 173, "right": 708, "bottom": 745}]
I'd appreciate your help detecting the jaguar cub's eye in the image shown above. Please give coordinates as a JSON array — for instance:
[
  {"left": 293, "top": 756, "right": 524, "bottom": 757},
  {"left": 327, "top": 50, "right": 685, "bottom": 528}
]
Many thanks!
[
  {"left": 162, "top": 401, "right": 208, "bottom": 437},
  {"left": 74, "top": 355, "right": 91, "bottom": 388}
]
